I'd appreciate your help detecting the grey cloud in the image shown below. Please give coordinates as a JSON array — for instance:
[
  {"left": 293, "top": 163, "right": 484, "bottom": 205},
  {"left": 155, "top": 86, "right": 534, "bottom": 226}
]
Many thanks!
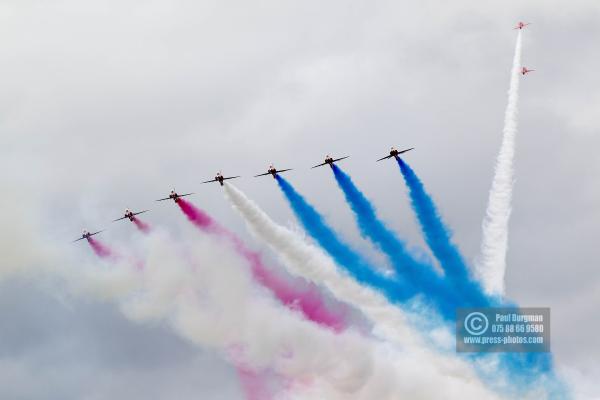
[{"left": 1, "top": 0, "right": 599, "bottom": 397}]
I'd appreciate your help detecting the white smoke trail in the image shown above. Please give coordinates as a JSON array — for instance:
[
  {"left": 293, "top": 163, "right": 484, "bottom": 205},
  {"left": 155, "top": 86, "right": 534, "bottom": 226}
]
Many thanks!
[
  {"left": 124, "top": 230, "right": 501, "bottom": 399},
  {"left": 1, "top": 197, "right": 500, "bottom": 400},
  {"left": 477, "top": 31, "right": 523, "bottom": 296},
  {"left": 223, "top": 183, "right": 417, "bottom": 345},
  {"left": 223, "top": 184, "right": 502, "bottom": 398}
]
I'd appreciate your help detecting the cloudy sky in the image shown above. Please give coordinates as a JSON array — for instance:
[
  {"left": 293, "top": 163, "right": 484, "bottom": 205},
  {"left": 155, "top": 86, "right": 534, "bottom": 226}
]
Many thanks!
[{"left": 1, "top": 0, "right": 599, "bottom": 398}]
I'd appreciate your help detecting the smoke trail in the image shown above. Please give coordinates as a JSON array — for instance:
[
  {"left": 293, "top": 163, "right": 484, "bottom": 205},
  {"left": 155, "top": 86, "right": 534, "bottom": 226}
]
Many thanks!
[
  {"left": 86, "top": 234, "right": 146, "bottom": 270},
  {"left": 275, "top": 176, "right": 376, "bottom": 275},
  {"left": 393, "top": 160, "right": 564, "bottom": 392},
  {"left": 477, "top": 31, "right": 523, "bottom": 296},
  {"left": 126, "top": 232, "right": 500, "bottom": 399},
  {"left": 0, "top": 185, "right": 504, "bottom": 398},
  {"left": 177, "top": 198, "right": 347, "bottom": 331},
  {"left": 177, "top": 198, "right": 213, "bottom": 228},
  {"left": 87, "top": 237, "right": 115, "bottom": 259},
  {"left": 236, "top": 367, "right": 274, "bottom": 400},
  {"left": 223, "top": 184, "right": 526, "bottom": 394},
  {"left": 274, "top": 175, "right": 452, "bottom": 314},
  {"left": 397, "top": 158, "right": 490, "bottom": 307},
  {"left": 330, "top": 164, "right": 458, "bottom": 317},
  {"left": 101, "top": 232, "right": 387, "bottom": 398},
  {"left": 224, "top": 183, "right": 428, "bottom": 344},
  {"left": 0, "top": 184, "right": 526, "bottom": 399},
  {"left": 132, "top": 216, "right": 151, "bottom": 234},
  {"left": 224, "top": 184, "right": 566, "bottom": 399}
]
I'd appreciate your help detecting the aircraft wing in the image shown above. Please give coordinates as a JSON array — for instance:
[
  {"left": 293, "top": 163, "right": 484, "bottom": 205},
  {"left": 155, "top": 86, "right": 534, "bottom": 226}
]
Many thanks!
[
  {"left": 113, "top": 216, "right": 128, "bottom": 222},
  {"left": 89, "top": 230, "right": 103, "bottom": 237},
  {"left": 202, "top": 178, "right": 218, "bottom": 184},
  {"left": 376, "top": 154, "right": 393, "bottom": 162},
  {"left": 254, "top": 172, "right": 272, "bottom": 177},
  {"left": 156, "top": 193, "right": 192, "bottom": 201},
  {"left": 277, "top": 168, "right": 293, "bottom": 174},
  {"left": 311, "top": 162, "right": 328, "bottom": 169},
  {"left": 223, "top": 176, "right": 240, "bottom": 181},
  {"left": 133, "top": 210, "right": 149, "bottom": 216},
  {"left": 72, "top": 237, "right": 86, "bottom": 243},
  {"left": 398, "top": 147, "right": 415, "bottom": 155},
  {"left": 332, "top": 156, "right": 349, "bottom": 163}
]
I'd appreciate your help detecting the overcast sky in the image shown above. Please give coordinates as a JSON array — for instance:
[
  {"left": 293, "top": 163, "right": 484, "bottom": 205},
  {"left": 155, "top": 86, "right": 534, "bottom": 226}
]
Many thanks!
[{"left": 1, "top": 0, "right": 599, "bottom": 398}]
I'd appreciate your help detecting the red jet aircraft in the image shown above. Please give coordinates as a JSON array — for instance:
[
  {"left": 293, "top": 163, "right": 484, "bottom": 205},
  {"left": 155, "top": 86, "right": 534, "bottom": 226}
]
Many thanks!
[
  {"left": 156, "top": 189, "right": 194, "bottom": 203},
  {"left": 376, "top": 147, "right": 414, "bottom": 162},
  {"left": 521, "top": 67, "right": 535, "bottom": 75},
  {"left": 73, "top": 229, "right": 103, "bottom": 243},
  {"left": 114, "top": 208, "right": 149, "bottom": 222},
  {"left": 254, "top": 165, "right": 293, "bottom": 178},
  {"left": 514, "top": 22, "right": 530, "bottom": 30},
  {"left": 312, "top": 155, "right": 349, "bottom": 169},
  {"left": 202, "top": 172, "right": 240, "bottom": 186}
]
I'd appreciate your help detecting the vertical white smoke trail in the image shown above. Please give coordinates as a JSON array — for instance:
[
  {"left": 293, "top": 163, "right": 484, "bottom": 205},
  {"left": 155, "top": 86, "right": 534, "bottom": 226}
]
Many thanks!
[{"left": 477, "top": 31, "right": 523, "bottom": 296}]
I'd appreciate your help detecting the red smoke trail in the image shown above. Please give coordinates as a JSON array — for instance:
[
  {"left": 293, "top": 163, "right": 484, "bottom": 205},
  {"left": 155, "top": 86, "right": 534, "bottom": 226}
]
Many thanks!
[
  {"left": 229, "top": 346, "right": 290, "bottom": 400},
  {"left": 244, "top": 250, "right": 347, "bottom": 332},
  {"left": 131, "top": 216, "right": 151, "bottom": 233},
  {"left": 87, "top": 237, "right": 144, "bottom": 270},
  {"left": 177, "top": 198, "right": 218, "bottom": 230},
  {"left": 87, "top": 237, "right": 115, "bottom": 259},
  {"left": 177, "top": 199, "right": 347, "bottom": 331},
  {"left": 236, "top": 366, "right": 274, "bottom": 400}
]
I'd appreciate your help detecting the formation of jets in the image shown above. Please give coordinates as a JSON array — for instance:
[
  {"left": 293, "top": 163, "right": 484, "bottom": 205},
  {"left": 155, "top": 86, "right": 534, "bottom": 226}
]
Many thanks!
[
  {"left": 74, "top": 146, "right": 413, "bottom": 241},
  {"left": 74, "top": 22, "right": 537, "bottom": 242},
  {"left": 513, "top": 22, "right": 535, "bottom": 75}
]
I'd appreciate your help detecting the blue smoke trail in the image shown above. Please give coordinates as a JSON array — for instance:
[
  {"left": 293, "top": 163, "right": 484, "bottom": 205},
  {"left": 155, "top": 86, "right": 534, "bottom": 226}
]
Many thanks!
[
  {"left": 396, "top": 158, "right": 491, "bottom": 307},
  {"left": 276, "top": 173, "right": 566, "bottom": 397},
  {"left": 395, "top": 159, "right": 567, "bottom": 396},
  {"left": 275, "top": 175, "right": 446, "bottom": 311},
  {"left": 330, "top": 164, "right": 459, "bottom": 317}
]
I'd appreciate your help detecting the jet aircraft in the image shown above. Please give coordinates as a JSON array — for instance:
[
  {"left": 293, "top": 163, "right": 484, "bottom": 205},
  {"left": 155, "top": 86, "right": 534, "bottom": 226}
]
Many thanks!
[
  {"left": 202, "top": 172, "right": 241, "bottom": 186},
  {"left": 254, "top": 165, "right": 293, "bottom": 178},
  {"left": 156, "top": 189, "right": 194, "bottom": 203},
  {"left": 113, "top": 209, "right": 149, "bottom": 222},
  {"left": 311, "top": 155, "right": 349, "bottom": 169},
  {"left": 376, "top": 147, "right": 414, "bottom": 162},
  {"left": 73, "top": 229, "right": 103, "bottom": 242}
]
